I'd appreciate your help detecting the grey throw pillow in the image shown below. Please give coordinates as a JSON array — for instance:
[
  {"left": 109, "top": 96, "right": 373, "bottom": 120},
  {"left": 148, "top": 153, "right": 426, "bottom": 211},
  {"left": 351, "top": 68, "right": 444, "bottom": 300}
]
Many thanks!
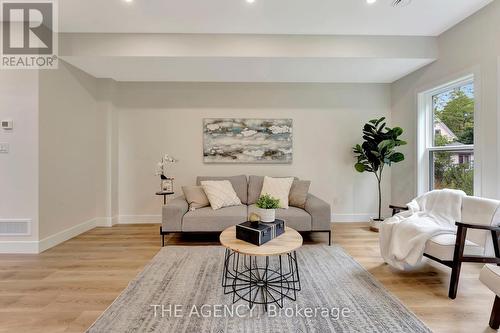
[
  {"left": 289, "top": 180, "right": 311, "bottom": 209},
  {"left": 182, "top": 186, "right": 210, "bottom": 210}
]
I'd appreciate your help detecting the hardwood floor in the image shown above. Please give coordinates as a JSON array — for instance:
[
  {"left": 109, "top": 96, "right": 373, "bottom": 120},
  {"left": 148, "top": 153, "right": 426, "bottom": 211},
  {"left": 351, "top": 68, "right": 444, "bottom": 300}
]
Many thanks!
[
  {"left": 0, "top": 223, "right": 496, "bottom": 333},
  {"left": 0, "top": 224, "right": 161, "bottom": 333}
]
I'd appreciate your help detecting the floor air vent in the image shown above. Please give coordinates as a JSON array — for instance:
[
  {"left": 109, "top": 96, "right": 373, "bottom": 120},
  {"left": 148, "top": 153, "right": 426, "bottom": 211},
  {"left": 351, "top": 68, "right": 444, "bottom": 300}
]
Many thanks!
[{"left": 0, "top": 219, "right": 31, "bottom": 236}]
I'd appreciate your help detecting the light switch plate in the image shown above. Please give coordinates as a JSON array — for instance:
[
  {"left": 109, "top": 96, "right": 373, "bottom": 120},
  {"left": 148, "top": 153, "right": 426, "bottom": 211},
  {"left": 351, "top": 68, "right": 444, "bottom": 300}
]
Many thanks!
[{"left": 0, "top": 143, "right": 9, "bottom": 153}]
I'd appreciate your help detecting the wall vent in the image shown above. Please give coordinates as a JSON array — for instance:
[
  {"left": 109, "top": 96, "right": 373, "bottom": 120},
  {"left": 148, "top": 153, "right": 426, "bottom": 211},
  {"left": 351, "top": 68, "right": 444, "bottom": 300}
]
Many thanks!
[{"left": 0, "top": 219, "right": 31, "bottom": 236}]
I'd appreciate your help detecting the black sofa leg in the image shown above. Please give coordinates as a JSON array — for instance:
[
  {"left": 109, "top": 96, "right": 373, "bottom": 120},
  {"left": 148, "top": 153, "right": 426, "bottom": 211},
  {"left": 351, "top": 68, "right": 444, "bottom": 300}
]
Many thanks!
[
  {"left": 328, "top": 230, "right": 332, "bottom": 246},
  {"left": 491, "top": 296, "right": 500, "bottom": 330},
  {"left": 160, "top": 226, "right": 165, "bottom": 247}
]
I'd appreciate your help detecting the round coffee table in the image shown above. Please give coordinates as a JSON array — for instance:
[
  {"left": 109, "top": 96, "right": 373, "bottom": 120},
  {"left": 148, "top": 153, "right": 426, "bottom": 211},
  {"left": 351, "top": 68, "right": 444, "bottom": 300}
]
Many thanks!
[{"left": 220, "top": 226, "right": 303, "bottom": 310}]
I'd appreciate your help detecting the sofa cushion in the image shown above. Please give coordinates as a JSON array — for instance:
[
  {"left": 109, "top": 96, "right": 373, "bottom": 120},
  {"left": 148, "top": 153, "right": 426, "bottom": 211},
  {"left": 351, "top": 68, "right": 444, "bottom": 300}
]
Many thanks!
[
  {"left": 480, "top": 264, "right": 500, "bottom": 296},
  {"left": 424, "top": 234, "right": 484, "bottom": 261},
  {"left": 182, "top": 186, "right": 209, "bottom": 210},
  {"left": 248, "top": 204, "right": 311, "bottom": 231},
  {"left": 248, "top": 175, "right": 299, "bottom": 205},
  {"left": 248, "top": 176, "right": 265, "bottom": 205},
  {"left": 289, "top": 180, "right": 311, "bottom": 209},
  {"left": 197, "top": 175, "right": 248, "bottom": 204},
  {"left": 201, "top": 180, "right": 241, "bottom": 210},
  {"left": 182, "top": 205, "right": 248, "bottom": 232},
  {"left": 261, "top": 176, "right": 294, "bottom": 209}
]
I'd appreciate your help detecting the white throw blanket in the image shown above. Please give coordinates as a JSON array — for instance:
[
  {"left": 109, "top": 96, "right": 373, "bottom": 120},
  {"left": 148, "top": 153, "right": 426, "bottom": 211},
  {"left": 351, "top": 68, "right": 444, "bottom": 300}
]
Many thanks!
[{"left": 379, "top": 189, "right": 466, "bottom": 270}]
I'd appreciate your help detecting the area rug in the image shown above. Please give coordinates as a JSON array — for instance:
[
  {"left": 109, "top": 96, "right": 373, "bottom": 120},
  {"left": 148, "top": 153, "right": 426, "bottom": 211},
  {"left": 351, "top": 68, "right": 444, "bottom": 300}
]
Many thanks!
[{"left": 87, "top": 246, "right": 432, "bottom": 333}]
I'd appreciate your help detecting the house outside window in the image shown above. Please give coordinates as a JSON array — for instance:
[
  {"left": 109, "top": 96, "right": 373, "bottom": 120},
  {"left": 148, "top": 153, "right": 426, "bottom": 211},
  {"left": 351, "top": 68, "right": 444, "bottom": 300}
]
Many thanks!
[{"left": 418, "top": 75, "right": 477, "bottom": 196}]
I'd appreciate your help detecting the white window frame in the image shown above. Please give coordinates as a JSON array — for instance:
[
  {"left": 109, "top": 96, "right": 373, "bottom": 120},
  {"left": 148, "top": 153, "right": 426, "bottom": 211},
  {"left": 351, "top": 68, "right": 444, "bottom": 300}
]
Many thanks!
[{"left": 417, "top": 74, "right": 481, "bottom": 196}]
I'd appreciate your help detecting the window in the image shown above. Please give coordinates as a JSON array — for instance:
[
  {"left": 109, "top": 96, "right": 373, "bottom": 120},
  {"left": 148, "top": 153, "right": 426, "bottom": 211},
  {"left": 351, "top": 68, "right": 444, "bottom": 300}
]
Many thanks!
[{"left": 418, "top": 76, "right": 476, "bottom": 196}]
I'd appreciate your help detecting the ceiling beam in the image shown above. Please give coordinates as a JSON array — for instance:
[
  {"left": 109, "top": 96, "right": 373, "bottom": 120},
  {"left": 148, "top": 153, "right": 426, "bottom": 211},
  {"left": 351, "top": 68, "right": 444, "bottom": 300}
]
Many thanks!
[{"left": 60, "top": 33, "right": 438, "bottom": 59}]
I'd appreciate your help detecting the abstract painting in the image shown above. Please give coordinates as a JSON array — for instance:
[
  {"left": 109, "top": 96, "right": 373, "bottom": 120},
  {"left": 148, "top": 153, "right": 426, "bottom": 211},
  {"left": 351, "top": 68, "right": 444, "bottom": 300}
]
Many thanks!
[{"left": 203, "top": 118, "right": 293, "bottom": 163}]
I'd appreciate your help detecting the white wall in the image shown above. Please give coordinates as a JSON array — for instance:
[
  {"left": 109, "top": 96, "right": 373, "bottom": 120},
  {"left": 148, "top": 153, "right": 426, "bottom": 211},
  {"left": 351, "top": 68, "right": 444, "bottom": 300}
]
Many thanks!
[
  {"left": 0, "top": 71, "right": 39, "bottom": 249},
  {"left": 114, "top": 82, "right": 393, "bottom": 222},
  {"left": 391, "top": 1, "right": 500, "bottom": 204},
  {"left": 38, "top": 61, "right": 106, "bottom": 244},
  {"left": 96, "top": 79, "right": 119, "bottom": 226},
  {"left": 0, "top": 62, "right": 111, "bottom": 253}
]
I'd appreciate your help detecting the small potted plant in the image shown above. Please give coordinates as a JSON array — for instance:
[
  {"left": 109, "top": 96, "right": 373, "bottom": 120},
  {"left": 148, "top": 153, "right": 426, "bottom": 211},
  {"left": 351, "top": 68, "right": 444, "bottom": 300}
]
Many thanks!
[
  {"left": 155, "top": 154, "right": 178, "bottom": 192},
  {"left": 256, "top": 194, "right": 280, "bottom": 223}
]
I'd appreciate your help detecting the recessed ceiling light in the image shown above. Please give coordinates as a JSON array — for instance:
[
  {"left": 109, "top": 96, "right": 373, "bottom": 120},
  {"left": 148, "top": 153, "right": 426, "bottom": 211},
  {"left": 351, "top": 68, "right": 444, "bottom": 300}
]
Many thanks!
[
  {"left": 246, "top": 0, "right": 255, "bottom": 3},
  {"left": 366, "top": 0, "right": 377, "bottom": 4},
  {"left": 392, "top": 0, "right": 412, "bottom": 7},
  {"left": 124, "top": 0, "right": 133, "bottom": 3}
]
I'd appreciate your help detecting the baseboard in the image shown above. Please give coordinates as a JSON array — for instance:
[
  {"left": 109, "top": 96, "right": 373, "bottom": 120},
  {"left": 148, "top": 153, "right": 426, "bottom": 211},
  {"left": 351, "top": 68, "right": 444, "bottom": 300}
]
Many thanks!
[
  {"left": 118, "top": 215, "right": 161, "bottom": 224},
  {"left": 0, "top": 217, "right": 100, "bottom": 254},
  {"left": 95, "top": 216, "right": 120, "bottom": 227},
  {"left": 331, "top": 213, "right": 374, "bottom": 223},
  {"left": 38, "top": 218, "right": 99, "bottom": 253},
  {"left": 95, "top": 217, "right": 113, "bottom": 227},
  {"left": 93, "top": 214, "right": 370, "bottom": 225},
  {"left": 0, "top": 241, "right": 39, "bottom": 254},
  {"left": 0, "top": 213, "right": 366, "bottom": 253}
]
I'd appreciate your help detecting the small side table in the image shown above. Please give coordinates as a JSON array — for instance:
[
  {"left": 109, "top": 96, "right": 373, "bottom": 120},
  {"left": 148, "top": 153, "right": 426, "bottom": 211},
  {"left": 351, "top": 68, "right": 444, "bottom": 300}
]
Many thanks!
[{"left": 156, "top": 191, "right": 174, "bottom": 205}]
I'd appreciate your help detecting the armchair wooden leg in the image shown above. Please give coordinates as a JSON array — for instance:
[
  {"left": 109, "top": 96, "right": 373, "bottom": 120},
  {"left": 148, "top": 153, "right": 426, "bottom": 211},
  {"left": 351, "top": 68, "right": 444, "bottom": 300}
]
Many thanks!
[
  {"left": 492, "top": 230, "right": 500, "bottom": 266},
  {"left": 449, "top": 225, "right": 467, "bottom": 299},
  {"left": 448, "top": 261, "right": 462, "bottom": 299},
  {"left": 490, "top": 296, "right": 500, "bottom": 330}
]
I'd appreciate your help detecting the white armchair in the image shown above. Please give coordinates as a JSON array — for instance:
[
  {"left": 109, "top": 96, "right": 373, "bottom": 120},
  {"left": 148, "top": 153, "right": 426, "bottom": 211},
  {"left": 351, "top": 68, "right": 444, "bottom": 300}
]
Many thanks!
[{"left": 391, "top": 196, "right": 500, "bottom": 299}]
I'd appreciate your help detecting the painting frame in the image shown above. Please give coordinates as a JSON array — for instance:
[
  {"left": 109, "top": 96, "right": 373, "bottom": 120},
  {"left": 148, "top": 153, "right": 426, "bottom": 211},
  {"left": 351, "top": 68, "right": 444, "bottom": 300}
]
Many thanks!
[{"left": 203, "top": 118, "right": 293, "bottom": 164}]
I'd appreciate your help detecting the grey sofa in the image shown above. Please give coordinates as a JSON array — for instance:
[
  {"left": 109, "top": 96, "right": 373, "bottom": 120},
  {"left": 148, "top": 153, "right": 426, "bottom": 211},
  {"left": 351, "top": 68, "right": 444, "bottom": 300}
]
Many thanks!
[{"left": 160, "top": 175, "right": 332, "bottom": 245}]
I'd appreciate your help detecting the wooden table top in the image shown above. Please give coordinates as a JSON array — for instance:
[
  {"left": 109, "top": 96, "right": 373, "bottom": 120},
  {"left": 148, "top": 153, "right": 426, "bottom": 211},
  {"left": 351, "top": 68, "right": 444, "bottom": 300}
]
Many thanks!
[{"left": 219, "top": 226, "right": 303, "bottom": 257}]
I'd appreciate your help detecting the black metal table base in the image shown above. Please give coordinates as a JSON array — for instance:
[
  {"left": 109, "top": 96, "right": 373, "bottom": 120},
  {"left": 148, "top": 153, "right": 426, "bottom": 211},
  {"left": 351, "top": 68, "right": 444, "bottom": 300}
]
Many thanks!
[{"left": 222, "top": 249, "right": 301, "bottom": 311}]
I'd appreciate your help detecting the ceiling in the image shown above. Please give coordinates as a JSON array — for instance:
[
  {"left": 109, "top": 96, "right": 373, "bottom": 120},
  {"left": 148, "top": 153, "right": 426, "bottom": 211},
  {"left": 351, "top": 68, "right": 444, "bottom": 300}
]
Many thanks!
[
  {"left": 60, "top": 0, "right": 492, "bottom": 36},
  {"left": 59, "top": 0, "right": 492, "bottom": 83}
]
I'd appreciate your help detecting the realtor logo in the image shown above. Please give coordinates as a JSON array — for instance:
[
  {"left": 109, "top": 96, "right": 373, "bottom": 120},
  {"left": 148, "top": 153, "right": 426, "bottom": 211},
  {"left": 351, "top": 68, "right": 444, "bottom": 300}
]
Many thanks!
[{"left": 1, "top": 0, "right": 58, "bottom": 69}]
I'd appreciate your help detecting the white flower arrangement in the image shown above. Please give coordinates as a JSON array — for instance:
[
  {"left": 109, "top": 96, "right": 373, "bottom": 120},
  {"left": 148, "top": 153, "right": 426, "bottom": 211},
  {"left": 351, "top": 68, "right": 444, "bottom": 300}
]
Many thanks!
[{"left": 155, "top": 154, "right": 178, "bottom": 177}]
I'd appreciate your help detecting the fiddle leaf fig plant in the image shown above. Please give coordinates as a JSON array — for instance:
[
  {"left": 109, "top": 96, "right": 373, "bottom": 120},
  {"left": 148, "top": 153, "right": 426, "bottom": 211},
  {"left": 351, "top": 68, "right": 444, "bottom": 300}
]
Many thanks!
[{"left": 353, "top": 117, "right": 407, "bottom": 221}]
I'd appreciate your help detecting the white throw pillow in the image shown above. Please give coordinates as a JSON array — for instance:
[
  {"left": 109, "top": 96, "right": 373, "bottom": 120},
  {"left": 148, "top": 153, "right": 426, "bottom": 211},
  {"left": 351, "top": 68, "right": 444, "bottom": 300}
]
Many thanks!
[
  {"left": 260, "top": 176, "right": 294, "bottom": 209},
  {"left": 201, "top": 180, "right": 242, "bottom": 210}
]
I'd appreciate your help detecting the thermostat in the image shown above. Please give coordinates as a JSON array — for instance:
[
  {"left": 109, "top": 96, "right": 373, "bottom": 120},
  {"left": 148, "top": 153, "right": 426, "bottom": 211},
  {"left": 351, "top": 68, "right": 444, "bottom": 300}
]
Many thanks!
[{"left": 1, "top": 120, "right": 13, "bottom": 130}]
